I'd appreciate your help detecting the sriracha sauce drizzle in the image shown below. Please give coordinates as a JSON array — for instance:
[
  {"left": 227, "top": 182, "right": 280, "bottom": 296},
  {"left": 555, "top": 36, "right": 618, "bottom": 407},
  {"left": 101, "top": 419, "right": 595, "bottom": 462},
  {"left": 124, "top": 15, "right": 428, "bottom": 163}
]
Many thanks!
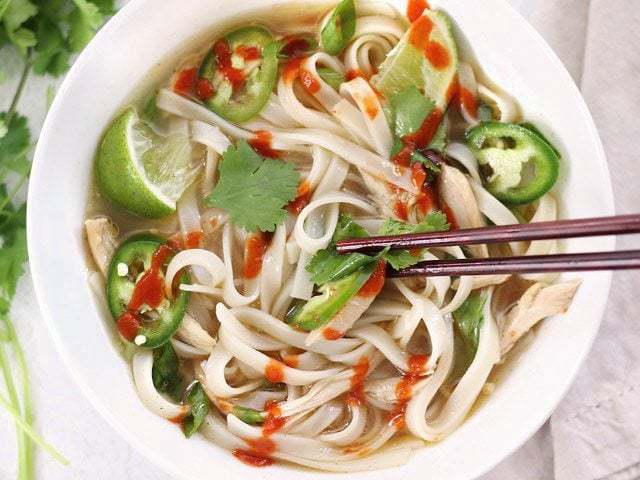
[
  {"left": 213, "top": 39, "right": 246, "bottom": 91},
  {"left": 299, "top": 68, "right": 321, "bottom": 95},
  {"left": 233, "top": 398, "right": 285, "bottom": 467},
  {"left": 409, "top": 15, "right": 451, "bottom": 70},
  {"left": 173, "top": 68, "right": 197, "bottom": 96},
  {"left": 249, "top": 130, "right": 280, "bottom": 158},
  {"left": 127, "top": 244, "right": 173, "bottom": 312},
  {"left": 115, "top": 244, "right": 175, "bottom": 341},
  {"left": 388, "top": 354, "right": 428, "bottom": 430},
  {"left": 243, "top": 231, "right": 273, "bottom": 279},
  {"left": 345, "top": 356, "right": 370, "bottom": 406},
  {"left": 358, "top": 260, "right": 387, "bottom": 297},
  {"left": 459, "top": 86, "right": 478, "bottom": 119},
  {"left": 288, "top": 180, "right": 312, "bottom": 215},
  {"left": 323, "top": 327, "right": 343, "bottom": 340},
  {"left": 265, "top": 359, "right": 285, "bottom": 383},
  {"left": 407, "top": 0, "right": 429, "bottom": 22}
]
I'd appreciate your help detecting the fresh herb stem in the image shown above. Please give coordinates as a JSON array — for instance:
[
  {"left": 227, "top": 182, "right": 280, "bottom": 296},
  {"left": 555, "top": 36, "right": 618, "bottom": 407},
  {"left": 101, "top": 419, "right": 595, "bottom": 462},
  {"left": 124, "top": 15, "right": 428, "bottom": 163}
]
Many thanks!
[
  {"left": 0, "top": 170, "right": 30, "bottom": 212},
  {"left": 6, "top": 51, "right": 32, "bottom": 128},
  {"left": 0, "top": 337, "right": 31, "bottom": 479},
  {"left": 0, "top": 2, "right": 115, "bottom": 476},
  {"left": 0, "top": 392, "right": 69, "bottom": 466},
  {"left": 3, "top": 316, "right": 34, "bottom": 479}
]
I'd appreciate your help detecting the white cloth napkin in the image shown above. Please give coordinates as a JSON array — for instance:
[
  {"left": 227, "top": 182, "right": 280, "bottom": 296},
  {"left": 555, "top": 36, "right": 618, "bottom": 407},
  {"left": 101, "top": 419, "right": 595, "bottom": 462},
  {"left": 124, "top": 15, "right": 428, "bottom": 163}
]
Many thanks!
[
  {"left": 484, "top": 1, "right": 640, "bottom": 479},
  {"left": 0, "top": 1, "right": 638, "bottom": 479}
]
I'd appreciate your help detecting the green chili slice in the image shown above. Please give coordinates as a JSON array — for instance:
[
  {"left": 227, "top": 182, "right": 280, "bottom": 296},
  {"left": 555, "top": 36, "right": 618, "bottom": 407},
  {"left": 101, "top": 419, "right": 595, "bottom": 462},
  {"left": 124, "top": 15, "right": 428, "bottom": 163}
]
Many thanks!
[
  {"left": 465, "top": 121, "right": 560, "bottom": 205},
  {"left": 106, "top": 234, "right": 190, "bottom": 348},
  {"left": 197, "top": 26, "right": 279, "bottom": 123}
]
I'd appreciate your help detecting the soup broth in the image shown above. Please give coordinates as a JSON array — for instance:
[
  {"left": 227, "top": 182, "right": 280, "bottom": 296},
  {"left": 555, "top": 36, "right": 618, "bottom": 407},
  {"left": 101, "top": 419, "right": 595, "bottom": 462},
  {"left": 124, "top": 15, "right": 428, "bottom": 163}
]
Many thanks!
[{"left": 84, "top": 0, "right": 577, "bottom": 471}]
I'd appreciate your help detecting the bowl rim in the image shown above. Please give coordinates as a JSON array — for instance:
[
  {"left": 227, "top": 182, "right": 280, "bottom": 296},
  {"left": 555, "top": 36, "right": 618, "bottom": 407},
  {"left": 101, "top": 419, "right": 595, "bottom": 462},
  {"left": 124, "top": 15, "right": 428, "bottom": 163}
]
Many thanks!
[{"left": 27, "top": 0, "right": 615, "bottom": 478}]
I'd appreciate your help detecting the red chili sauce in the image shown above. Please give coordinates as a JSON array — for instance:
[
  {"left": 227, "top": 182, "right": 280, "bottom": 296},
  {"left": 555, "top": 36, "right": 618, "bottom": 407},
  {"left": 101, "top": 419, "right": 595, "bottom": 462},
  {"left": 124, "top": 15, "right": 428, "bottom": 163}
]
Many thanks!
[
  {"left": 388, "top": 354, "right": 428, "bottom": 430},
  {"left": 288, "top": 180, "right": 312, "bottom": 215},
  {"left": 116, "top": 244, "right": 174, "bottom": 340},
  {"left": 173, "top": 68, "right": 197, "bottom": 96},
  {"left": 407, "top": 0, "right": 430, "bottom": 22},
  {"left": 345, "top": 356, "right": 370, "bottom": 406},
  {"left": 249, "top": 130, "right": 280, "bottom": 158},
  {"left": 358, "top": 260, "right": 387, "bottom": 297},
  {"left": 213, "top": 39, "right": 246, "bottom": 91},
  {"left": 243, "top": 231, "right": 273, "bottom": 279}
]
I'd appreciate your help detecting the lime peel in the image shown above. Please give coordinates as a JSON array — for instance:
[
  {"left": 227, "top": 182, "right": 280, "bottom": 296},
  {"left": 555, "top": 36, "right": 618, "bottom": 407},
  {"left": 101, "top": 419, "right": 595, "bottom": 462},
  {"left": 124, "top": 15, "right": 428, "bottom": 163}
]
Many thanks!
[{"left": 96, "top": 107, "right": 199, "bottom": 219}]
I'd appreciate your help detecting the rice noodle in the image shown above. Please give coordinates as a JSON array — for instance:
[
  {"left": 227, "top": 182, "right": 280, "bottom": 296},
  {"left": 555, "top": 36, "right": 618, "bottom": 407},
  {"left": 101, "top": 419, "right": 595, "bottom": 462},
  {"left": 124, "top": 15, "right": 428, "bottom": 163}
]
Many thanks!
[
  {"left": 344, "top": 34, "right": 393, "bottom": 77},
  {"left": 477, "top": 83, "right": 518, "bottom": 123},
  {"left": 95, "top": 4, "right": 576, "bottom": 472},
  {"left": 406, "top": 291, "right": 500, "bottom": 441}
]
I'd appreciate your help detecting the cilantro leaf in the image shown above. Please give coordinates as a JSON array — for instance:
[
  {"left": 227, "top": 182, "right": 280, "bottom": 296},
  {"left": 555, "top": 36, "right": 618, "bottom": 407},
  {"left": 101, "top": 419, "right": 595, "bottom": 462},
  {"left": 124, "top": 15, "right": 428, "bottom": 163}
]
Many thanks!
[
  {"left": 68, "top": 0, "right": 104, "bottom": 52},
  {"left": 233, "top": 405, "right": 264, "bottom": 425},
  {"left": 306, "top": 214, "right": 377, "bottom": 284},
  {"left": 389, "top": 86, "right": 448, "bottom": 159},
  {"left": 380, "top": 213, "right": 449, "bottom": 269},
  {"left": 32, "top": 15, "right": 71, "bottom": 76},
  {"left": 2, "top": 0, "right": 38, "bottom": 53},
  {"left": 428, "top": 120, "right": 447, "bottom": 152},
  {"left": 333, "top": 213, "right": 369, "bottom": 242},
  {"left": 89, "top": 0, "right": 116, "bottom": 15},
  {"left": 390, "top": 86, "right": 435, "bottom": 138},
  {"left": 182, "top": 383, "right": 210, "bottom": 438},
  {"left": 0, "top": 224, "right": 27, "bottom": 301},
  {"left": 410, "top": 149, "right": 441, "bottom": 174},
  {"left": 0, "top": 113, "right": 31, "bottom": 180},
  {"left": 384, "top": 249, "right": 422, "bottom": 270},
  {"left": 1, "top": 0, "right": 115, "bottom": 77},
  {"left": 308, "top": 212, "right": 450, "bottom": 282},
  {"left": 205, "top": 140, "right": 299, "bottom": 232},
  {"left": 379, "top": 211, "right": 449, "bottom": 236}
]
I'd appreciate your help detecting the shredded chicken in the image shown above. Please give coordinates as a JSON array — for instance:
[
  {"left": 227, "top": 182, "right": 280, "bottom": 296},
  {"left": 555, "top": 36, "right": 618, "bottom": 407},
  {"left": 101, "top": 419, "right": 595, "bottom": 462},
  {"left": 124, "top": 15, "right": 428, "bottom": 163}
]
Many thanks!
[
  {"left": 453, "top": 274, "right": 511, "bottom": 291},
  {"left": 364, "top": 377, "right": 399, "bottom": 409},
  {"left": 175, "top": 313, "right": 216, "bottom": 353},
  {"left": 85, "top": 217, "right": 118, "bottom": 276},
  {"left": 438, "top": 165, "right": 488, "bottom": 258},
  {"left": 499, "top": 280, "right": 581, "bottom": 355},
  {"left": 359, "top": 170, "right": 400, "bottom": 219}
]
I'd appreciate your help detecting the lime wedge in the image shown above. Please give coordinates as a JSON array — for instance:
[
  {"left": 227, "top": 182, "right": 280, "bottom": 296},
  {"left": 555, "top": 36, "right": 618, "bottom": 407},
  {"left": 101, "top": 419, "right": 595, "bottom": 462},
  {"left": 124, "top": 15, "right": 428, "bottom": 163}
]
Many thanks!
[
  {"left": 372, "top": 10, "right": 458, "bottom": 109},
  {"left": 96, "top": 107, "right": 199, "bottom": 218}
]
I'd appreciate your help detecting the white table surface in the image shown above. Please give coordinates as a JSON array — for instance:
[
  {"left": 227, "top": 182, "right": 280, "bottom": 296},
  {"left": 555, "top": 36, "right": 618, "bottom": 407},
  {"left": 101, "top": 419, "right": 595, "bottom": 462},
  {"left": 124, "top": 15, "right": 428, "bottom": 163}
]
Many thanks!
[{"left": 0, "top": 1, "right": 626, "bottom": 479}]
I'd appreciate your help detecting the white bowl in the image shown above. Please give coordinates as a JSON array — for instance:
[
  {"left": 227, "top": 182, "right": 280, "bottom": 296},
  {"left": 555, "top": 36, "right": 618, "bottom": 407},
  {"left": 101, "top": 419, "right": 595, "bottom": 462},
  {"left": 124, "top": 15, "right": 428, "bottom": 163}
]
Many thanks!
[{"left": 28, "top": 0, "right": 614, "bottom": 479}]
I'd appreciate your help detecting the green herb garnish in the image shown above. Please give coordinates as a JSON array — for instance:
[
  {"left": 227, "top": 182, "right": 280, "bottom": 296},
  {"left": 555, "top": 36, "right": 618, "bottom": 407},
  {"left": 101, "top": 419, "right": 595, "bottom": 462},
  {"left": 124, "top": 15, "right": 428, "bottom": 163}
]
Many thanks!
[
  {"left": 182, "top": 383, "right": 210, "bottom": 438},
  {"left": 205, "top": 140, "right": 299, "bottom": 232},
  {"left": 0, "top": 1, "right": 115, "bottom": 474}
]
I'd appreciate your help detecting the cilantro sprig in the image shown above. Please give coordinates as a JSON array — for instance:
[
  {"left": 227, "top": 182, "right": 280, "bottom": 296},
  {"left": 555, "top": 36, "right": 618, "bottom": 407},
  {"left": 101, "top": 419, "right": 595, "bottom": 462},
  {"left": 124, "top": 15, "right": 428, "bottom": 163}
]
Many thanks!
[
  {"left": 205, "top": 140, "right": 300, "bottom": 232},
  {"left": 0, "top": 1, "right": 114, "bottom": 476},
  {"left": 307, "top": 212, "right": 450, "bottom": 283}
]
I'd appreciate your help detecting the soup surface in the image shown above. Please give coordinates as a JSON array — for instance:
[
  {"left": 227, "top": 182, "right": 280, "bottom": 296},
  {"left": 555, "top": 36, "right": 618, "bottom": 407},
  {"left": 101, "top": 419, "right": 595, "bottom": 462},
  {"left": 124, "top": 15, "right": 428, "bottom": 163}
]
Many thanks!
[{"left": 85, "top": 0, "right": 578, "bottom": 471}]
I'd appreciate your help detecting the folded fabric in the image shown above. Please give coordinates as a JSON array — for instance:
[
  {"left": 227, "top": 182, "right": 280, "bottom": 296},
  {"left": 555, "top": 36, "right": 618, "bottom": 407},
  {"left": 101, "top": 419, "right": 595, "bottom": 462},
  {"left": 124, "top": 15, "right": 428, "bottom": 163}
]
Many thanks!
[{"left": 484, "top": 1, "right": 640, "bottom": 479}]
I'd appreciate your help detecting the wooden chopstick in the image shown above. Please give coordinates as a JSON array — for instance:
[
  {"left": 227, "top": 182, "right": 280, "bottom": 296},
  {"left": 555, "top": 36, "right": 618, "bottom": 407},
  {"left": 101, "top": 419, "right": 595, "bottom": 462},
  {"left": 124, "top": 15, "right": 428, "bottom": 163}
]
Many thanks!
[
  {"left": 386, "top": 250, "right": 640, "bottom": 278},
  {"left": 336, "top": 214, "right": 640, "bottom": 255}
]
